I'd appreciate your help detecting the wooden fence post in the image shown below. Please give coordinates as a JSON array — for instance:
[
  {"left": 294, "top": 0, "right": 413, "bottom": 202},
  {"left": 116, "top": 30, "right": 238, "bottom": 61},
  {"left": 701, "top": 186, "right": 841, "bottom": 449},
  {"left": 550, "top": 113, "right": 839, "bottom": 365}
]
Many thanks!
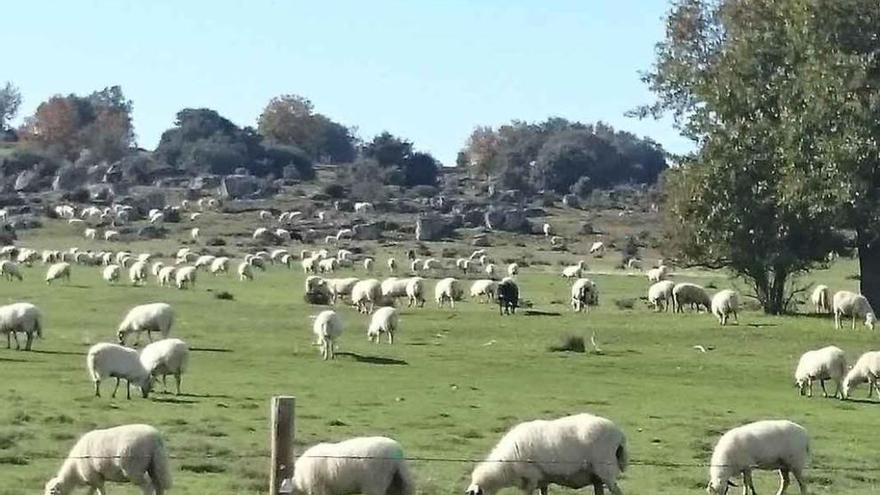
[{"left": 270, "top": 395, "right": 295, "bottom": 495}]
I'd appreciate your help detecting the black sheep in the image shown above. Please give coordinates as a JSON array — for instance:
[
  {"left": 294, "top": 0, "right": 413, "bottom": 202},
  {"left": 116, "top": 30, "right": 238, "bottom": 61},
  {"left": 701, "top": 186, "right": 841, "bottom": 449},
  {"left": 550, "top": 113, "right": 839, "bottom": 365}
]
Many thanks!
[{"left": 497, "top": 279, "right": 519, "bottom": 316}]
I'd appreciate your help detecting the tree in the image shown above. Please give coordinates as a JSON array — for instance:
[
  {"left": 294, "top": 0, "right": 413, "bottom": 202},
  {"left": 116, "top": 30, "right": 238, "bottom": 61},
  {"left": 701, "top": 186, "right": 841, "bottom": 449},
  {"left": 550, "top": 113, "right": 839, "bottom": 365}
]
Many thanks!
[
  {"left": 0, "top": 82, "right": 21, "bottom": 132},
  {"left": 361, "top": 132, "right": 440, "bottom": 187},
  {"left": 636, "top": 0, "right": 849, "bottom": 313},
  {"left": 257, "top": 94, "right": 356, "bottom": 163}
]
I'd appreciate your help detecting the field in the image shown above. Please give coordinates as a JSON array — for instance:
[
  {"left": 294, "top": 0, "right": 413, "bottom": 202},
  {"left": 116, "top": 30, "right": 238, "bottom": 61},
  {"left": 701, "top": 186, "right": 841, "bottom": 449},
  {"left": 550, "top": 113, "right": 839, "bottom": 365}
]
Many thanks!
[{"left": 2, "top": 212, "right": 879, "bottom": 494}]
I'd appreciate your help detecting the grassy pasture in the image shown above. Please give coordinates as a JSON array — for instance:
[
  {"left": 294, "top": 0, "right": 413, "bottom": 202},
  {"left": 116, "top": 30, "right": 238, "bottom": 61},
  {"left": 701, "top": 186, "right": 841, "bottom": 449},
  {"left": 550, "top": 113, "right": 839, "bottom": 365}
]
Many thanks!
[{"left": 0, "top": 221, "right": 878, "bottom": 494}]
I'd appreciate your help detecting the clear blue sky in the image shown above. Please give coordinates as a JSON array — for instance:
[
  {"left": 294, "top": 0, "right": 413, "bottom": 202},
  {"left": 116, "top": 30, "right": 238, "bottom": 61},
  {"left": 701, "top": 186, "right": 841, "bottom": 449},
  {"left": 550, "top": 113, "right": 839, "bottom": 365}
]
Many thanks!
[{"left": 7, "top": 0, "right": 692, "bottom": 166}]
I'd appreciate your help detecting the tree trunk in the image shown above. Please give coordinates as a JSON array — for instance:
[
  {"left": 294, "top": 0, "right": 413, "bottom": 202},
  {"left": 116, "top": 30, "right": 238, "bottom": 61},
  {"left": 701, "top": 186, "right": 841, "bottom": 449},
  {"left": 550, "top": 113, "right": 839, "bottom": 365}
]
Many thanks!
[{"left": 857, "top": 229, "right": 880, "bottom": 311}]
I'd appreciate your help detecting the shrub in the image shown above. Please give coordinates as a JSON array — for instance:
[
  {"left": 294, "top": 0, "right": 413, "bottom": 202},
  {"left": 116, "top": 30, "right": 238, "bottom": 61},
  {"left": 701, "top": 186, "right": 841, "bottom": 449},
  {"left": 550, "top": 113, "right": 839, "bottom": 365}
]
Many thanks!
[
  {"left": 214, "top": 291, "right": 234, "bottom": 301},
  {"left": 323, "top": 183, "right": 346, "bottom": 199},
  {"left": 409, "top": 185, "right": 439, "bottom": 198},
  {"left": 614, "top": 298, "right": 636, "bottom": 310},
  {"left": 548, "top": 334, "right": 586, "bottom": 353}
]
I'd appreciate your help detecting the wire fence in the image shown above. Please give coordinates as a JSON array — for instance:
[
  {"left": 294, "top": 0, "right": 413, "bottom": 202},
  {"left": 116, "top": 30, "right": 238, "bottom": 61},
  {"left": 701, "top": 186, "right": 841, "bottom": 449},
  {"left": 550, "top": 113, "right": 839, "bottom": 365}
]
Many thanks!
[{"left": 17, "top": 452, "right": 880, "bottom": 473}]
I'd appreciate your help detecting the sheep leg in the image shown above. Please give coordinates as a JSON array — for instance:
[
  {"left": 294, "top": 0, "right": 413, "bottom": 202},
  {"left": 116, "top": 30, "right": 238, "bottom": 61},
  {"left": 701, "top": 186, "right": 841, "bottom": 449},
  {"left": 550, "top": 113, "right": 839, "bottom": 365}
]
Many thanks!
[
  {"left": 5, "top": 331, "right": 10, "bottom": 349},
  {"left": 791, "top": 468, "right": 807, "bottom": 495},
  {"left": 162, "top": 374, "right": 168, "bottom": 393},
  {"left": 126, "top": 471, "right": 153, "bottom": 495},
  {"left": 852, "top": 316, "right": 856, "bottom": 331},
  {"left": 605, "top": 480, "right": 624, "bottom": 495},
  {"left": 834, "top": 312, "right": 841, "bottom": 329},
  {"left": 744, "top": 470, "right": 758, "bottom": 495},
  {"left": 820, "top": 379, "right": 828, "bottom": 398},
  {"left": 776, "top": 469, "right": 790, "bottom": 495},
  {"left": 806, "top": 378, "right": 813, "bottom": 398},
  {"left": 94, "top": 380, "right": 101, "bottom": 397},
  {"left": 126, "top": 379, "right": 132, "bottom": 400},
  {"left": 10, "top": 331, "right": 19, "bottom": 350},
  {"left": 175, "top": 373, "right": 182, "bottom": 395},
  {"left": 25, "top": 332, "right": 33, "bottom": 351},
  {"left": 388, "top": 331, "right": 393, "bottom": 345},
  {"left": 111, "top": 378, "right": 121, "bottom": 398}
]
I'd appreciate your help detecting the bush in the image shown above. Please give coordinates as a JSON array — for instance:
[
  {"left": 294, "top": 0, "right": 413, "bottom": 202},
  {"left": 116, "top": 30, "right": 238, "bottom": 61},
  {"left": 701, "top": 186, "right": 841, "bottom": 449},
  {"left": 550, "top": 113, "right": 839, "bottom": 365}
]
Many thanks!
[
  {"left": 323, "top": 183, "right": 346, "bottom": 199},
  {"left": 409, "top": 185, "right": 439, "bottom": 198},
  {"left": 214, "top": 291, "right": 234, "bottom": 301},
  {"left": 206, "top": 237, "right": 226, "bottom": 247},
  {"left": 548, "top": 334, "right": 586, "bottom": 353},
  {"left": 614, "top": 298, "right": 636, "bottom": 310}
]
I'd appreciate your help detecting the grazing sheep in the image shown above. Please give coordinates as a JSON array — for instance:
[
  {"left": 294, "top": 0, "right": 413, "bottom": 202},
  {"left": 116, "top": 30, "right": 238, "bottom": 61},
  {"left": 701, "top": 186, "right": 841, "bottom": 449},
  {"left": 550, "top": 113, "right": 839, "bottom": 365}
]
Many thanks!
[
  {"left": 190, "top": 212, "right": 201, "bottom": 221},
  {"left": 0, "top": 302, "right": 42, "bottom": 351},
  {"left": 367, "top": 306, "right": 399, "bottom": 344},
  {"left": 275, "top": 228, "right": 290, "bottom": 240},
  {"left": 175, "top": 266, "right": 197, "bottom": 289},
  {"left": 795, "top": 345, "right": 847, "bottom": 399},
  {"left": 0, "top": 260, "right": 22, "bottom": 281},
  {"left": 455, "top": 258, "right": 471, "bottom": 275},
  {"left": 336, "top": 228, "right": 354, "bottom": 241},
  {"left": 571, "top": 278, "right": 599, "bottom": 312},
  {"left": 84, "top": 228, "right": 97, "bottom": 240},
  {"left": 194, "top": 254, "right": 216, "bottom": 270},
  {"left": 410, "top": 258, "right": 422, "bottom": 273},
  {"left": 270, "top": 249, "right": 289, "bottom": 264},
  {"left": 387, "top": 257, "right": 397, "bottom": 273},
  {"left": 151, "top": 261, "right": 165, "bottom": 277},
  {"left": 305, "top": 275, "right": 328, "bottom": 293},
  {"left": 253, "top": 227, "right": 269, "bottom": 240},
  {"left": 140, "top": 338, "right": 190, "bottom": 395},
  {"left": 301, "top": 256, "right": 319, "bottom": 274},
  {"left": 210, "top": 256, "right": 230, "bottom": 275},
  {"left": 422, "top": 257, "right": 441, "bottom": 272},
  {"left": 158, "top": 266, "right": 176, "bottom": 287},
  {"left": 507, "top": 262, "right": 519, "bottom": 277},
  {"left": 466, "top": 413, "right": 627, "bottom": 495},
  {"left": 626, "top": 258, "right": 642, "bottom": 270},
  {"left": 312, "top": 310, "right": 343, "bottom": 360},
  {"left": 562, "top": 260, "right": 586, "bottom": 280},
  {"left": 259, "top": 209, "right": 273, "bottom": 220},
  {"left": 293, "top": 436, "right": 413, "bottom": 495},
  {"left": 542, "top": 222, "right": 552, "bottom": 237},
  {"left": 318, "top": 257, "right": 338, "bottom": 274},
  {"left": 711, "top": 289, "right": 739, "bottom": 325},
  {"left": 117, "top": 302, "right": 175, "bottom": 346},
  {"left": 45, "top": 262, "right": 71, "bottom": 284},
  {"left": 497, "top": 278, "right": 519, "bottom": 316},
  {"left": 326, "top": 277, "right": 360, "bottom": 303},
  {"left": 190, "top": 227, "right": 199, "bottom": 241},
  {"left": 647, "top": 280, "right": 676, "bottom": 312},
  {"left": 833, "top": 290, "right": 876, "bottom": 330},
  {"left": 382, "top": 277, "right": 410, "bottom": 300},
  {"left": 646, "top": 265, "right": 670, "bottom": 282},
  {"left": 435, "top": 277, "right": 462, "bottom": 309},
  {"left": 102, "top": 264, "right": 120, "bottom": 284},
  {"left": 406, "top": 277, "right": 425, "bottom": 308},
  {"left": 589, "top": 241, "right": 605, "bottom": 256},
  {"left": 672, "top": 283, "right": 711, "bottom": 313},
  {"left": 238, "top": 261, "right": 254, "bottom": 281},
  {"left": 364, "top": 258, "right": 374, "bottom": 272},
  {"left": 706, "top": 420, "right": 809, "bottom": 495},
  {"left": 470, "top": 279, "right": 498, "bottom": 303},
  {"left": 484, "top": 263, "right": 497, "bottom": 279},
  {"left": 86, "top": 343, "right": 153, "bottom": 399},
  {"left": 469, "top": 249, "right": 486, "bottom": 260},
  {"left": 351, "top": 279, "right": 383, "bottom": 314},
  {"left": 44, "top": 424, "right": 172, "bottom": 495},
  {"left": 128, "top": 260, "right": 148, "bottom": 286},
  {"left": 811, "top": 285, "right": 831, "bottom": 314},
  {"left": 550, "top": 235, "right": 565, "bottom": 247},
  {"left": 104, "top": 230, "right": 119, "bottom": 241},
  {"left": 842, "top": 351, "right": 880, "bottom": 399},
  {"left": 353, "top": 201, "right": 375, "bottom": 214}
]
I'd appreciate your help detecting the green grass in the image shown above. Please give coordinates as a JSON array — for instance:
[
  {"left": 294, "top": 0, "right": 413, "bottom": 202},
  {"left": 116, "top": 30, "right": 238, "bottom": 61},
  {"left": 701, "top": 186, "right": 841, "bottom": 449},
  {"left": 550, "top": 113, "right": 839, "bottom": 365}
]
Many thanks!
[{"left": 1, "top": 219, "right": 878, "bottom": 494}]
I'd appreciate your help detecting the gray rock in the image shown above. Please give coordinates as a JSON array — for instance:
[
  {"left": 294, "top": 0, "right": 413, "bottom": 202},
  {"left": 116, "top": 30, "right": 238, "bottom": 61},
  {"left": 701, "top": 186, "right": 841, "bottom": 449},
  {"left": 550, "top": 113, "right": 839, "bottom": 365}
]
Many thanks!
[
  {"left": 220, "top": 175, "right": 271, "bottom": 199},
  {"left": 137, "top": 225, "right": 168, "bottom": 239},
  {"left": 87, "top": 184, "right": 115, "bottom": 203},
  {"left": 416, "top": 215, "right": 455, "bottom": 241},
  {"left": 52, "top": 165, "right": 89, "bottom": 191},
  {"left": 353, "top": 222, "right": 384, "bottom": 240},
  {"left": 485, "top": 208, "right": 531, "bottom": 233},
  {"left": 472, "top": 234, "right": 491, "bottom": 247},
  {"left": 128, "top": 191, "right": 166, "bottom": 217},
  {"left": 579, "top": 222, "right": 595, "bottom": 235},
  {"left": 14, "top": 170, "right": 40, "bottom": 192},
  {"left": 189, "top": 175, "right": 222, "bottom": 191}
]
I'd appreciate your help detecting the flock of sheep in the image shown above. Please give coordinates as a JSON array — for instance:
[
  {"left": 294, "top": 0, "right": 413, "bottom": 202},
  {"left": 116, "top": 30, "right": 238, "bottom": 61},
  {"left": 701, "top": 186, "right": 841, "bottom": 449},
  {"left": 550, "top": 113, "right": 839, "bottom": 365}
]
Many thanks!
[{"left": 0, "top": 199, "right": 872, "bottom": 494}]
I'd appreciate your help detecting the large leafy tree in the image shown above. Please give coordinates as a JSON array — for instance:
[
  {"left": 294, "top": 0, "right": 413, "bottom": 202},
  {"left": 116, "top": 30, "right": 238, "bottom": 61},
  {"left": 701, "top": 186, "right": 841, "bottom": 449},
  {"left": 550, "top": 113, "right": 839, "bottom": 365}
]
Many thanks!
[
  {"left": 0, "top": 82, "right": 21, "bottom": 132},
  {"left": 257, "top": 94, "right": 356, "bottom": 163},
  {"left": 637, "top": 0, "right": 859, "bottom": 313},
  {"left": 362, "top": 132, "right": 439, "bottom": 187}
]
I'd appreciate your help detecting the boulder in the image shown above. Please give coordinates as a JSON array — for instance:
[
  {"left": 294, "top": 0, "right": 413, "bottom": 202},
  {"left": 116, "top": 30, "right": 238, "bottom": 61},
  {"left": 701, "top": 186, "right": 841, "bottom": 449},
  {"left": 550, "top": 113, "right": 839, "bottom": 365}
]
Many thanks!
[
  {"left": 137, "top": 225, "right": 168, "bottom": 239},
  {"left": 579, "top": 222, "right": 595, "bottom": 235},
  {"left": 127, "top": 191, "right": 166, "bottom": 217},
  {"left": 415, "top": 215, "right": 455, "bottom": 241},
  {"left": 562, "top": 194, "right": 580, "bottom": 208},
  {"left": 52, "top": 165, "right": 89, "bottom": 191},
  {"left": 524, "top": 207, "right": 547, "bottom": 218},
  {"left": 14, "top": 170, "right": 41, "bottom": 192},
  {"left": 353, "top": 222, "right": 384, "bottom": 241},
  {"left": 189, "top": 175, "right": 222, "bottom": 192},
  {"left": 87, "top": 183, "right": 115, "bottom": 203},
  {"left": 485, "top": 208, "right": 531, "bottom": 233},
  {"left": 462, "top": 209, "right": 485, "bottom": 228},
  {"left": 220, "top": 175, "right": 272, "bottom": 199},
  {"left": 472, "top": 234, "right": 491, "bottom": 247}
]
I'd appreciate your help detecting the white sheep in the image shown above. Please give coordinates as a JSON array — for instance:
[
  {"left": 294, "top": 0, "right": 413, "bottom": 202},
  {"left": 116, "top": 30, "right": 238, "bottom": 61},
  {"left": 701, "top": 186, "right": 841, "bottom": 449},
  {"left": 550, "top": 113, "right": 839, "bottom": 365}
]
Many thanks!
[
  {"left": 484, "top": 263, "right": 497, "bottom": 279},
  {"left": 44, "top": 424, "right": 172, "bottom": 495},
  {"left": 353, "top": 201, "right": 375, "bottom": 214},
  {"left": 326, "top": 277, "right": 360, "bottom": 303},
  {"left": 381, "top": 277, "right": 410, "bottom": 299},
  {"left": 562, "top": 260, "right": 586, "bottom": 280},
  {"left": 293, "top": 436, "right": 413, "bottom": 495},
  {"left": 210, "top": 256, "right": 230, "bottom": 275},
  {"left": 351, "top": 279, "right": 382, "bottom": 314},
  {"left": 259, "top": 209, "right": 273, "bottom": 220},
  {"left": 253, "top": 227, "right": 269, "bottom": 240},
  {"left": 363, "top": 258, "right": 374, "bottom": 272},
  {"left": 422, "top": 257, "right": 441, "bottom": 272},
  {"left": 271, "top": 249, "right": 289, "bottom": 263},
  {"left": 646, "top": 265, "right": 670, "bottom": 282},
  {"left": 589, "top": 241, "right": 605, "bottom": 255},
  {"left": 832, "top": 290, "right": 876, "bottom": 330},
  {"left": 194, "top": 254, "right": 216, "bottom": 270},
  {"left": 647, "top": 280, "right": 676, "bottom": 312},
  {"left": 811, "top": 285, "right": 831, "bottom": 314},
  {"left": 466, "top": 413, "right": 627, "bottom": 495},
  {"left": 102, "top": 264, "right": 120, "bottom": 284},
  {"left": 507, "top": 262, "right": 519, "bottom": 277},
  {"left": 469, "top": 249, "right": 486, "bottom": 260},
  {"left": 542, "top": 222, "right": 552, "bottom": 237},
  {"left": 367, "top": 306, "right": 399, "bottom": 344},
  {"left": 45, "top": 262, "right": 71, "bottom": 284},
  {"left": 175, "top": 266, "right": 197, "bottom": 289},
  {"left": 190, "top": 212, "right": 201, "bottom": 221},
  {"left": 238, "top": 261, "right": 254, "bottom": 281},
  {"left": 672, "top": 282, "right": 711, "bottom": 313},
  {"left": 151, "top": 261, "right": 165, "bottom": 277},
  {"left": 571, "top": 278, "right": 599, "bottom": 312},
  {"left": 336, "top": 228, "right": 354, "bottom": 241},
  {"left": 455, "top": 258, "right": 470, "bottom": 274},
  {"left": 795, "top": 345, "right": 847, "bottom": 399},
  {"left": 86, "top": 343, "right": 153, "bottom": 399},
  {"left": 0, "top": 260, "right": 23, "bottom": 281},
  {"left": 140, "top": 338, "right": 190, "bottom": 395},
  {"left": 711, "top": 289, "right": 739, "bottom": 325},
  {"left": 435, "top": 277, "right": 462, "bottom": 309},
  {"left": 158, "top": 266, "right": 176, "bottom": 287},
  {"left": 84, "top": 228, "right": 97, "bottom": 240},
  {"left": 302, "top": 255, "right": 319, "bottom": 274},
  {"left": 0, "top": 302, "right": 42, "bottom": 351},
  {"left": 406, "top": 277, "right": 425, "bottom": 307},
  {"left": 410, "top": 258, "right": 421, "bottom": 273},
  {"left": 318, "top": 257, "right": 338, "bottom": 274},
  {"left": 387, "top": 257, "right": 397, "bottom": 273},
  {"left": 842, "top": 351, "right": 880, "bottom": 399},
  {"left": 128, "top": 260, "right": 148, "bottom": 286},
  {"left": 190, "top": 227, "right": 200, "bottom": 241},
  {"left": 706, "top": 420, "right": 809, "bottom": 495},
  {"left": 470, "top": 279, "right": 498, "bottom": 303},
  {"left": 104, "top": 230, "right": 119, "bottom": 241},
  {"left": 312, "top": 310, "right": 343, "bottom": 360},
  {"left": 117, "top": 302, "right": 175, "bottom": 345}
]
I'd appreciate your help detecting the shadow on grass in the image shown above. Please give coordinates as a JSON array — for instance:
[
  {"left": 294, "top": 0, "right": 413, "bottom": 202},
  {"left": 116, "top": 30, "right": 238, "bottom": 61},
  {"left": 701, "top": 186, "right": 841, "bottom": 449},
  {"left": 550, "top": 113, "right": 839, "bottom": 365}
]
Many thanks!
[
  {"left": 523, "top": 310, "right": 562, "bottom": 316},
  {"left": 745, "top": 323, "right": 779, "bottom": 328},
  {"left": 335, "top": 352, "right": 408, "bottom": 366},
  {"left": 190, "top": 347, "right": 234, "bottom": 353},
  {"left": 31, "top": 349, "right": 86, "bottom": 356},
  {"left": 0, "top": 356, "right": 30, "bottom": 362},
  {"left": 179, "top": 392, "right": 233, "bottom": 399},
  {"left": 844, "top": 398, "right": 880, "bottom": 406},
  {"left": 152, "top": 397, "right": 198, "bottom": 405}
]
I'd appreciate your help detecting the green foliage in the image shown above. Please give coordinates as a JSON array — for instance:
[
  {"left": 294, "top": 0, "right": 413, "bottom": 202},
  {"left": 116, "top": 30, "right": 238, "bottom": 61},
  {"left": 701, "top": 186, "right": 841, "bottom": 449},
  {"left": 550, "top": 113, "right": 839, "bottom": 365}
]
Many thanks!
[
  {"left": 0, "top": 82, "right": 21, "bottom": 132},
  {"left": 362, "top": 132, "right": 440, "bottom": 187},
  {"left": 156, "top": 108, "right": 314, "bottom": 179},
  {"left": 460, "top": 119, "right": 666, "bottom": 194},
  {"left": 257, "top": 94, "right": 356, "bottom": 163}
]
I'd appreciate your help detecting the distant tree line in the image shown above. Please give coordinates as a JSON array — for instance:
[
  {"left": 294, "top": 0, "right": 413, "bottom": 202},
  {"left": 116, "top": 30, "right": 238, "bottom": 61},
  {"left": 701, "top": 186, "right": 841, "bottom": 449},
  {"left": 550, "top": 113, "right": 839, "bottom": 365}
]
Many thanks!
[{"left": 458, "top": 118, "right": 668, "bottom": 196}]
